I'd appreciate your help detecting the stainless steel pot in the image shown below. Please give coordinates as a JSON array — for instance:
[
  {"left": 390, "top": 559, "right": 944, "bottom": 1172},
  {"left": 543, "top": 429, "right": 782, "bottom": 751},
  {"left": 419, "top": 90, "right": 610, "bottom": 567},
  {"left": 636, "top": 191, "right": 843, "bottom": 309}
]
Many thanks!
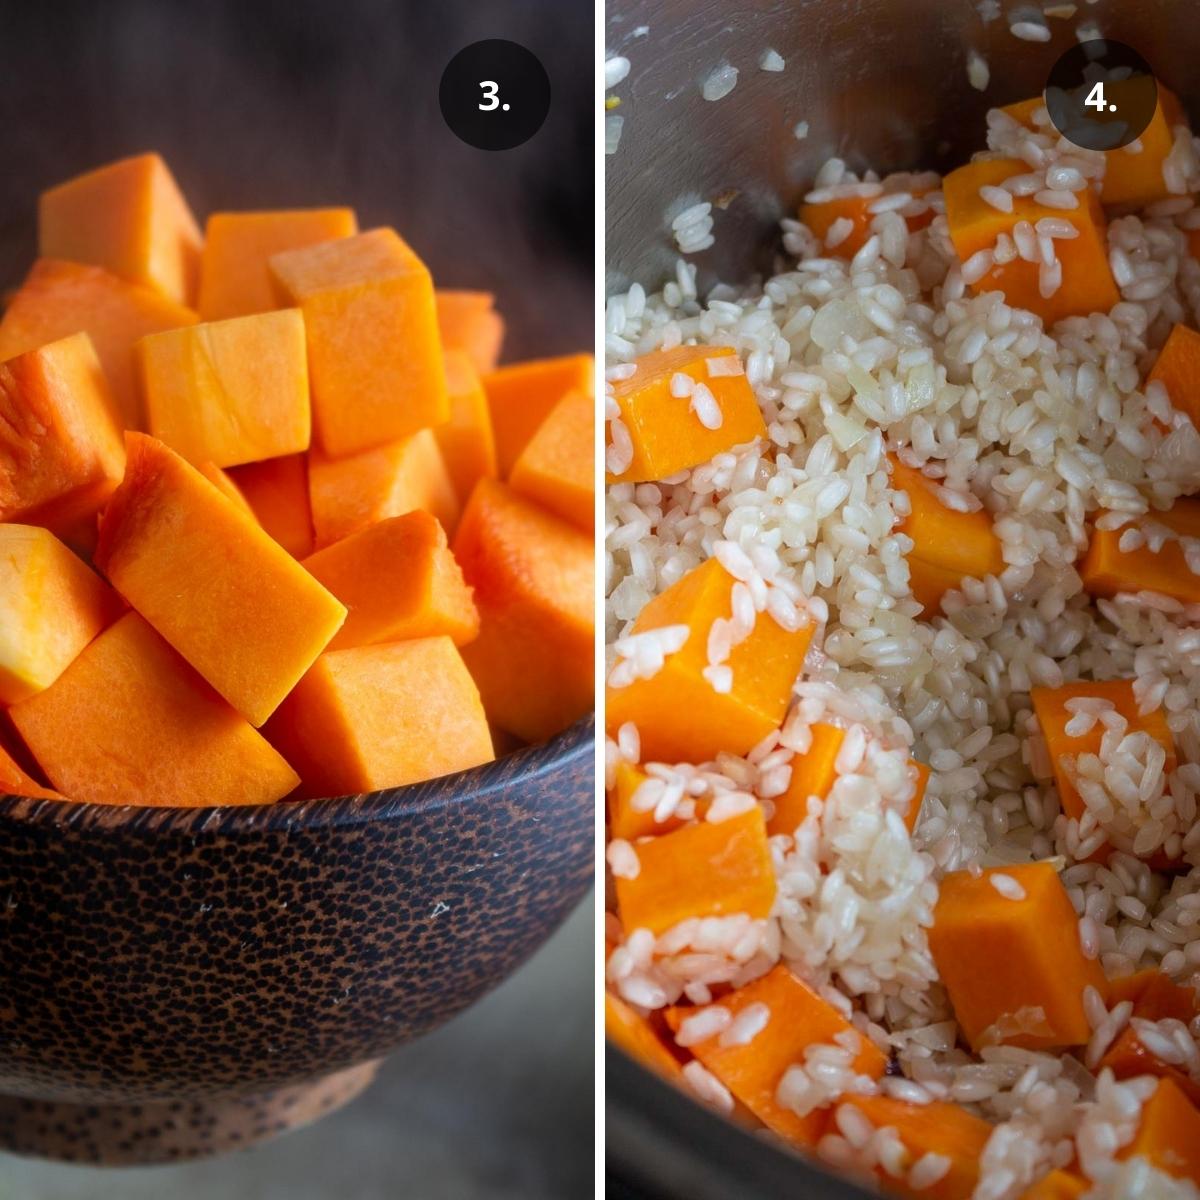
[{"left": 604, "top": 0, "right": 1197, "bottom": 1193}]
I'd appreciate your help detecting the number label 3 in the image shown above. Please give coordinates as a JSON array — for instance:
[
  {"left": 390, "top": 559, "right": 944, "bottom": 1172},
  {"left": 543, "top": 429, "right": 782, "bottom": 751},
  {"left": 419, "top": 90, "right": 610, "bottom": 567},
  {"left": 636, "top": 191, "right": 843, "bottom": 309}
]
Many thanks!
[{"left": 479, "top": 80, "right": 500, "bottom": 111}]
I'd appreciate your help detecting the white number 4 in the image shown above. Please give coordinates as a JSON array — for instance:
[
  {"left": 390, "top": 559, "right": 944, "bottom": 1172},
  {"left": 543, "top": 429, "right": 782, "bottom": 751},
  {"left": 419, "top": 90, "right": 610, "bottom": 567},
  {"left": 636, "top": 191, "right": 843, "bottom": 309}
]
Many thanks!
[
  {"left": 479, "top": 80, "right": 500, "bottom": 111},
  {"left": 1085, "top": 81, "right": 1107, "bottom": 112}
]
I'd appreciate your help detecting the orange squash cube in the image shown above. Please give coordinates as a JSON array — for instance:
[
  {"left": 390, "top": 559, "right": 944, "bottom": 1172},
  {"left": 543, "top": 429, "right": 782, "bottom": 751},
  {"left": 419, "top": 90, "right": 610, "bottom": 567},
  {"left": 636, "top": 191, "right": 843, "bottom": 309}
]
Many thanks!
[
  {"left": 308, "top": 430, "right": 459, "bottom": 550},
  {"left": 197, "top": 462, "right": 256, "bottom": 520},
  {"left": 613, "top": 806, "right": 776, "bottom": 936},
  {"left": 767, "top": 723, "right": 845, "bottom": 836},
  {"left": 437, "top": 289, "right": 505, "bottom": 375},
  {"left": 608, "top": 761, "right": 696, "bottom": 842},
  {"left": 0, "top": 740, "right": 62, "bottom": 801},
  {"left": 453, "top": 479, "right": 594, "bottom": 743},
  {"left": 606, "top": 557, "right": 814, "bottom": 764},
  {"left": 1081, "top": 500, "right": 1200, "bottom": 607},
  {"left": 890, "top": 456, "right": 1006, "bottom": 616},
  {"left": 1030, "top": 679, "right": 1176, "bottom": 837},
  {"left": 0, "top": 524, "right": 121, "bottom": 705},
  {"left": 10, "top": 612, "right": 299, "bottom": 806},
  {"left": 270, "top": 227, "right": 447, "bottom": 456},
  {"left": 1020, "top": 1171, "right": 1088, "bottom": 1200},
  {"left": 929, "top": 862, "right": 1105, "bottom": 1052},
  {"left": 837, "top": 1094, "right": 992, "bottom": 1200},
  {"left": 1002, "top": 88, "right": 1187, "bottom": 208},
  {"left": 302, "top": 511, "right": 478, "bottom": 651},
  {"left": 943, "top": 157, "right": 1119, "bottom": 324},
  {"left": 137, "top": 308, "right": 310, "bottom": 468},
  {"left": 0, "top": 258, "right": 198, "bottom": 430},
  {"left": 799, "top": 184, "right": 935, "bottom": 258},
  {"left": 664, "top": 965, "right": 886, "bottom": 1148},
  {"left": 905, "top": 760, "right": 931, "bottom": 833},
  {"left": 606, "top": 345, "right": 766, "bottom": 485},
  {"left": 95, "top": 434, "right": 346, "bottom": 726},
  {"left": 197, "top": 208, "right": 358, "bottom": 320},
  {"left": 228, "top": 454, "right": 314, "bottom": 558},
  {"left": 1148, "top": 324, "right": 1200, "bottom": 433},
  {"left": 605, "top": 993, "right": 683, "bottom": 1083},
  {"left": 38, "top": 153, "right": 203, "bottom": 307},
  {"left": 1120, "top": 1078, "right": 1200, "bottom": 1187},
  {"left": 484, "top": 353, "right": 594, "bottom": 475},
  {"left": 510, "top": 388, "right": 593, "bottom": 532},
  {"left": 263, "top": 637, "right": 494, "bottom": 796},
  {"left": 0, "top": 333, "right": 125, "bottom": 531},
  {"left": 436, "top": 350, "right": 498, "bottom": 506}
]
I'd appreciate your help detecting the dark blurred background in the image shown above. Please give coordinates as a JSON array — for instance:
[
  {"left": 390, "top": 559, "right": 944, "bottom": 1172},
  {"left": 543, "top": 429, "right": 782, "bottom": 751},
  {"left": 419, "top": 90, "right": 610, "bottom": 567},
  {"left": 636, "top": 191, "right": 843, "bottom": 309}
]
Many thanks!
[
  {"left": 0, "top": 1, "right": 593, "bottom": 1196},
  {"left": 0, "top": 0, "right": 593, "bottom": 358}
]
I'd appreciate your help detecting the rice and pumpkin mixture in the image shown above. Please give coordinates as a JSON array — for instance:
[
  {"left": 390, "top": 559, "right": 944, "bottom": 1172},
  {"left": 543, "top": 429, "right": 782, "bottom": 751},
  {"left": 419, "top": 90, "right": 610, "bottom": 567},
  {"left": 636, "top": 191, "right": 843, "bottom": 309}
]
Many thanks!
[{"left": 604, "top": 78, "right": 1200, "bottom": 1200}]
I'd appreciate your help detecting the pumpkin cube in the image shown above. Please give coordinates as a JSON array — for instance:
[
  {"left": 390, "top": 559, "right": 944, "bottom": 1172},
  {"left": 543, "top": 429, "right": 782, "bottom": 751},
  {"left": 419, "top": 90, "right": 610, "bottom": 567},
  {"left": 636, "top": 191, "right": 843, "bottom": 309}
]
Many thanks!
[
  {"left": 767, "top": 723, "right": 846, "bottom": 837},
  {"left": 308, "top": 430, "right": 459, "bottom": 550},
  {"left": 613, "top": 806, "right": 776, "bottom": 937},
  {"left": 38, "top": 153, "right": 203, "bottom": 306},
  {"left": 510, "top": 387, "right": 593, "bottom": 532},
  {"left": 197, "top": 208, "right": 358, "bottom": 320},
  {"left": 435, "top": 349, "right": 498, "bottom": 505},
  {"left": 137, "top": 308, "right": 310, "bottom": 468},
  {"left": 0, "top": 258, "right": 197, "bottom": 430},
  {"left": 1120, "top": 1078, "right": 1200, "bottom": 1187},
  {"left": 605, "top": 993, "right": 683, "bottom": 1083},
  {"left": 606, "top": 557, "right": 814, "bottom": 764},
  {"left": 606, "top": 345, "right": 766, "bottom": 484},
  {"left": 1147, "top": 324, "right": 1200, "bottom": 433},
  {"left": 484, "top": 353, "right": 594, "bottom": 475},
  {"left": 928, "top": 862, "right": 1105, "bottom": 1052},
  {"left": 10, "top": 612, "right": 299, "bottom": 806},
  {"left": 1080, "top": 499, "right": 1200, "bottom": 607},
  {"left": 228, "top": 454, "right": 314, "bottom": 558},
  {"left": 437, "top": 289, "right": 504, "bottom": 375},
  {"left": 264, "top": 638, "right": 494, "bottom": 796},
  {"left": 0, "top": 740, "right": 61, "bottom": 801},
  {"left": 0, "top": 333, "right": 125, "bottom": 531},
  {"left": 453, "top": 479, "right": 594, "bottom": 743},
  {"left": 664, "top": 965, "right": 886, "bottom": 1147},
  {"left": 302, "top": 511, "right": 478, "bottom": 651},
  {"left": 270, "top": 227, "right": 447, "bottom": 456},
  {"left": 95, "top": 434, "right": 346, "bottom": 726},
  {"left": 608, "top": 761, "right": 694, "bottom": 842}
]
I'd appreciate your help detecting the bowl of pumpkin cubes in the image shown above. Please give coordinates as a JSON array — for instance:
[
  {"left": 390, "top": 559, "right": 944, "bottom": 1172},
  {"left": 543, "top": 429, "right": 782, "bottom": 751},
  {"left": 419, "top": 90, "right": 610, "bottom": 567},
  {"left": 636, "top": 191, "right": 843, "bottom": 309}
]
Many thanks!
[{"left": 0, "top": 152, "right": 594, "bottom": 1164}]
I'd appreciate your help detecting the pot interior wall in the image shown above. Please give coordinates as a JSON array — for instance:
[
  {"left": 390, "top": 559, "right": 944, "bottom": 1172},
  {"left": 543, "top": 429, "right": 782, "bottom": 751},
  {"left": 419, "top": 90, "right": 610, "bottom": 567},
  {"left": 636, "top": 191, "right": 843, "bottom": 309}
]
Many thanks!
[{"left": 606, "top": 0, "right": 1199, "bottom": 292}]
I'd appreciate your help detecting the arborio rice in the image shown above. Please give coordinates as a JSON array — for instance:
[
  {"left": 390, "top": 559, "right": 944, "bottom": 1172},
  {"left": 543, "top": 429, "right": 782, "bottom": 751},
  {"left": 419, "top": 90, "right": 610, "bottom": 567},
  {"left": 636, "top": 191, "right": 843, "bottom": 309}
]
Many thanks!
[{"left": 606, "top": 91, "right": 1200, "bottom": 1200}]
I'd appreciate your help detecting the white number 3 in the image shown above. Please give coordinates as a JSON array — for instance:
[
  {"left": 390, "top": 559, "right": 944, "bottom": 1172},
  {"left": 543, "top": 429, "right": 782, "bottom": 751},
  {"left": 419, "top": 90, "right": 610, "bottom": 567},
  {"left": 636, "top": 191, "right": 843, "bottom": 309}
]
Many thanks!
[{"left": 479, "top": 80, "right": 500, "bottom": 111}]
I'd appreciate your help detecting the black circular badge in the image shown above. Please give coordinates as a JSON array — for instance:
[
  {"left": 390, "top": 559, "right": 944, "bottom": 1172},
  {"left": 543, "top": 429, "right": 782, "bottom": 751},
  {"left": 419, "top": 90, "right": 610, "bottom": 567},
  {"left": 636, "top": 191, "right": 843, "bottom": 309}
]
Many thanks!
[
  {"left": 1045, "top": 40, "right": 1157, "bottom": 151},
  {"left": 439, "top": 40, "right": 551, "bottom": 151}
]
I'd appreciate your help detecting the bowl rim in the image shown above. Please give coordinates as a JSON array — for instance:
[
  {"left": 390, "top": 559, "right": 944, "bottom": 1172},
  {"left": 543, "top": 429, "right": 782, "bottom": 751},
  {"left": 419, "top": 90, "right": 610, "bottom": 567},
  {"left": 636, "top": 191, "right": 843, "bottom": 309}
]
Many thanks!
[{"left": 0, "top": 712, "right": 594, "bottom": 836}]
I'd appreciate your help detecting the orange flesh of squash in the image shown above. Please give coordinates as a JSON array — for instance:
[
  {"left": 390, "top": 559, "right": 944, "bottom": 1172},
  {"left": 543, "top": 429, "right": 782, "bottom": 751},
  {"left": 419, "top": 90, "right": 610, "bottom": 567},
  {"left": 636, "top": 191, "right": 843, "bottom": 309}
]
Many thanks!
[
  {"left": 95, "top": 433, "right": 346, "bottom": 727},
  {"left": 605, "top": 992, "right": 685, "bottom": 1083},
  {"left": 510, "top": 387, "right": 594, "bottom": 532},
  {"left": 906, "top": 759, "right": 931, "bottom": 833},
  {"left": 839, "top": 1094, "right": 992, "bottom": 1200},
  {"left": 664, "top": 964, "right": 886, "bottom": 1148},
  {"left": 0, "top": 740, "right": 62, "bottom": 800},
  {"left": 9, "top": 612, "right": 298, "bottom": 806},
  {"left": 1080, "top": 499, "right": 1200, "bottom": 607},
  {"left": 1030, "top": 679, "right": 1176, "bottom": 838},
  {"left": 308, "top": 430, "right": 459, "bottom": 550},
  {"left": 798, "top": 189, "right": 934, "bottom": 258},
  {"left": 197, "top": 462, "right": 257, "bottom": 520},
  {"left": 302, "top": 510, "right": 479, "bottom": 651},
  {"left": 197, "top": 208, "right": 358, "bottom": 321},
  {"left": 928, "top": 862, "right": 1106, "bottom": 1052},
  {"left": 228, "top": 453, "right": 314, "bottom": 558},
  {"left": 453, "top": 479, "right": 594, "bottom": 743},
  {"left": 263, "top": 637, "right": 494, "bottom": 797},
  {"left": 1147, "top": 323, "right": 1200, "bottom": 433},
  {"left": 767, "top": 723, "right": 846, "bottom": 837},
  {"left": 1019, "top": 1171, "right": 1088, "bottom": 1200},
  {"left": 1120, "top": 1078, "right": 1200, "bottom": 1186},
  {"left": 1002, "top": 88, "right": 1185, "bottom": 209},
  {"left": 0, "top": 258, "right": 198, "bottom": 431},
  {"left": 435, "top": 349, "right": 498, "bottom": 505},
  {"left": 38, "top": 153, "right": 203, "bottom": 307},
  {"left": 484, "top": 353, "right": 595, "bottom": 476},
  {"left": 606, "top": 345, "right": 767, "bottom": 485},
  {"left": 605, "top": 557, "right": 814, "bottom": 765},
  {"left": 942, "top": 156, "right": 1119, "bottom": 325},
  {"left": 0, "top": 332, "right": 126, "bottom": 531},
  {"left": 138, "top": 308, "right": 310, "bottom": 468},
  {"left": 614, "top": 806, "right": 776, "bottom": 937},
  {"left": 436, "top": 289, "right": 505, "bottom": 375},
  {"left": 890, "top": 455, "right": 1006, "bottom": 615},
  {"left": 0, "top": 524, "right": 121, "bottom": 705},
  {"left": 269, "top": 227, "right": 448, "bottom": 456},
  {"left": 608, "top": 760, "right": 698, "bottom": 841}
]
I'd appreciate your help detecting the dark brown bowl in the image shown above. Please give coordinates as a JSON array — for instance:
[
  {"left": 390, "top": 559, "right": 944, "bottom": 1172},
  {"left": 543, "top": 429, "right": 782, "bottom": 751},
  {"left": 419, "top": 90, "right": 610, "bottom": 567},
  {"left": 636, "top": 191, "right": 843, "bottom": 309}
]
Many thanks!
[{"left": 0, "top": 714, "right": 593, "bottom": 1165}]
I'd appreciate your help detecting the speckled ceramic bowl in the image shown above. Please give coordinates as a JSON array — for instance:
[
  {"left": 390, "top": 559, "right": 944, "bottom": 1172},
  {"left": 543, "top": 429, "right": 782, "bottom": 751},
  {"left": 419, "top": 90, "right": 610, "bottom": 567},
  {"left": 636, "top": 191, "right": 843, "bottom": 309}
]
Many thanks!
[{"left": 0, "top": 714, "right": 593, "bottom": 1165}]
